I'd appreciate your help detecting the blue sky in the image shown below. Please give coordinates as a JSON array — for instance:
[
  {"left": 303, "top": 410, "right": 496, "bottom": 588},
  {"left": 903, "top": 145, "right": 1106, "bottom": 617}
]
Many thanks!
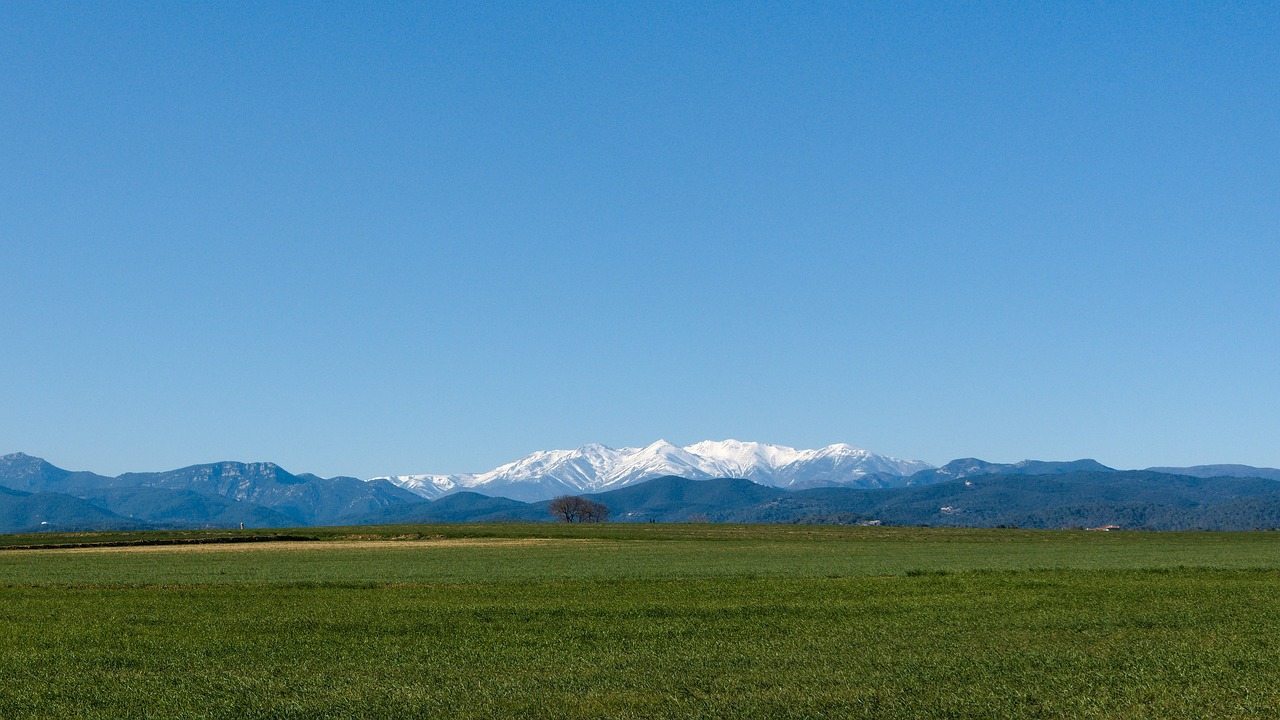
[{"left": 2, "top": 2, "right": 1277, "bottom": 477}]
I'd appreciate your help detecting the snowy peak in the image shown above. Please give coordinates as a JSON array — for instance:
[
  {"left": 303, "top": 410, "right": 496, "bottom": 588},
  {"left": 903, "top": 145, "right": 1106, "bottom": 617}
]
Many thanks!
[
  {"left": 680, "top": 440, "right": 929, "bottom": 485},
  {"left": 373, "top": 440, "right": 934, "bottom": 501},
  {"left": 686, "top": 439, "right": 795, "bottom": 473}
]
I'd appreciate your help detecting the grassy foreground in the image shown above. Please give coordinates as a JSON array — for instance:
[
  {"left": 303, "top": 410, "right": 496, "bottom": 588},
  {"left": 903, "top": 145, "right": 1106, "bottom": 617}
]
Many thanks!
[{"left": 2, "top": 525, "right": 1279, "bottom": 718}]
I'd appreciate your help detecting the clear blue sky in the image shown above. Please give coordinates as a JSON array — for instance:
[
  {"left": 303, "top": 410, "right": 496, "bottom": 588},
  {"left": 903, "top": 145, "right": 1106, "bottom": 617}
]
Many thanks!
[{"left": 2, "top": 2, "right": 1277, "bottom": 478}]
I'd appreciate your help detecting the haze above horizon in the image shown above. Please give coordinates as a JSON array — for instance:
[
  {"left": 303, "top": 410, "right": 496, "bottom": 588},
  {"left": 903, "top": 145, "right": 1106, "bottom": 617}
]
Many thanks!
[{"left": 2, "top": 3, "right": 1276, "bottom": 478}]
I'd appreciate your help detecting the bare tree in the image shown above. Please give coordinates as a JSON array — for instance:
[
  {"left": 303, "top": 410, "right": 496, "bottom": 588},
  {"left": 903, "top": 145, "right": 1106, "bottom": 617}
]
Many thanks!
[
  {"left": 548, "top": 495, "right": 586, "bottom": 522},
  {"left": 581, "top": 499, "right": 611, "bottom": 523},
  {"left": 548, "top": 495, "right": 610, "bottom": 523}
]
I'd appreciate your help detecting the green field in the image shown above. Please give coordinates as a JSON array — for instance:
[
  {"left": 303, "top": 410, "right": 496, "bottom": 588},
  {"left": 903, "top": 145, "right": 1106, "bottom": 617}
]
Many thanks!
[{"left": 2, "top": 525, "right": 1279, "bottom": 718}]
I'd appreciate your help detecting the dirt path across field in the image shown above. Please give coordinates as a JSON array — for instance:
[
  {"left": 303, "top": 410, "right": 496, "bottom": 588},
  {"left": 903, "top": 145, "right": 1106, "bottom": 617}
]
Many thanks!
[{"left": 2, "top": 537, "right": 580, "bottom": 555}]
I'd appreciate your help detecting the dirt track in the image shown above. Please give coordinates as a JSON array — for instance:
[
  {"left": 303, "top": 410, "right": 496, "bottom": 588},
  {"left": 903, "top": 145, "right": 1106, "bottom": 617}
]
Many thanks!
[{"left": 5, "top": 537, "right": 575, "bottom": 554}]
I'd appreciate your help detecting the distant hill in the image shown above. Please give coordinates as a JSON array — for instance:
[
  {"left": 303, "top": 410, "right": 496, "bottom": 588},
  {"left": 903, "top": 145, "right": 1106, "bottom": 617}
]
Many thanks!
[
  {"left": 592, "top": 476, "right": 784, "bottom": 521},
  {"left": 109, "top": 462, "right": 422, "bottom": 526},
  {"left": 353, "top": 492, "right": 540, "bottom": 524},
  {"left": 903, "top": 458, "right": 1116, "bottom": 486},
  {"left": 82, "top": 487, "right": 297, "bottom": 528},
  {"left": 1146, "top": 465, "right": 1280, "bottom": 482},
  {"left": 0, "top": 485, "right": 144, "bottom": 533},
  {"left": 356, "top": 472, "right": 1280, "bottom": 530},
  {"left": 0, "top": 453, "right": 115, "bottom": 493},
  {"left": 0, "top": 453, "right": 428, "bottom": 532},
  {"left": 796, "top": 471, "right": 1280, "bottom": 530}
]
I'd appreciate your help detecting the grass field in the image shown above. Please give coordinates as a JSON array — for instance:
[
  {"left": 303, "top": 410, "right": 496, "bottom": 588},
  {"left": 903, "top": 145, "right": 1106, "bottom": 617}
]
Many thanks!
[{"left": 2, "top": 525, "right": 1279, "bottom": 718}]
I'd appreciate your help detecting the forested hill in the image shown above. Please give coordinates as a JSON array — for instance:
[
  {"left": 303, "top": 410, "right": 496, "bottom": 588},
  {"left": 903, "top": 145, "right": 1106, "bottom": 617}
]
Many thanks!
[{"left": 352, "top": 472, "right": 1280, "bottom": 531}]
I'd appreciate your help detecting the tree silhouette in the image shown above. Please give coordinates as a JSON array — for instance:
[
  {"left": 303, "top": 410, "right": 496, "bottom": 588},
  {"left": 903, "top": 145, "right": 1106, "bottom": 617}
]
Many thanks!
[
  {"left": 581, "top": 499, "right": 610, "bottom": 523},
  {"left": 548, "top": 495, "right": 610, "bottom": 523}
]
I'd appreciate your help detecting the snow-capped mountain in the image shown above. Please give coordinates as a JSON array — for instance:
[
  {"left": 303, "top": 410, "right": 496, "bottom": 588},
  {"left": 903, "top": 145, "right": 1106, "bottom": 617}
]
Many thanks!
[{"left": 372, "top": 440, "right": 934, "bottom": 502}]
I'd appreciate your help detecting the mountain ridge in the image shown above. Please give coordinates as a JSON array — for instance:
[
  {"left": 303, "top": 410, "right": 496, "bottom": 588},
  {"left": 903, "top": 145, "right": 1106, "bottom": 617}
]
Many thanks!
[
  {"left": 347, "top": 471, "right": 1280, "bottom": 531},
  {"left": 4, "top": 451, "right": 1280, "bottom": 534},
  {"left": 1146, "top": 464, "right": 1280, "bottom": 482},
  {"left": 0, "top": 453, "right": 421, "bottom": 529},
  {"left": 373, "top": 439, "right": 935, "bottom": 501}
]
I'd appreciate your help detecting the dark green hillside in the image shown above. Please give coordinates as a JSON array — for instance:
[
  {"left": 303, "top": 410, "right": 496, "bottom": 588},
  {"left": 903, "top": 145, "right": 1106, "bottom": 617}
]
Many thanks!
[
  {"left": 593, "top": 476, "right": 785, "bottom": 521},
  {"left": 836, "top": 471, "right": 1280, "bottom": 529},
  {"left": 354, "top": 479, "right": 793, "bottom": 525},
  {"left": 0, "top": 455, "right": 428, "bottom": 531},
  {"left": 0, "top": 486, "right": 143, "bottom": 533},
  {"left": 784, "top": 470, "right": 909, "bottom": 490},
  {"left": 1148, "top": 464, "right": 1280, "bottom": 481},
  {"left": 354, "top": 491, "right": 540, "bottom": 524},
  {"left": 536, "top": 471, "right": 1280, "bottom": 529},
  {"left": 903, "top": 457, "right": 1116, "bottom": 486},
  {"left": 545, "top": 472, "right": 1280, "bottom": 529},
  {"left": 112, "top": 462, "right": 424, "bottom": 525},
  {"left": 82, "top": 487, "right": 296, "bottom": 528}
]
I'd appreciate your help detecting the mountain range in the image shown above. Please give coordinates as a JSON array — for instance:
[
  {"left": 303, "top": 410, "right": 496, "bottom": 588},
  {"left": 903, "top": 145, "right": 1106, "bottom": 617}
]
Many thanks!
[
  {"left": 2, "top": 444, "right": 1279, "bottom": 534},
  {"left": 373, "top": 440, "right": 934, "bottom": 501},
  {"left": 0, "top": 452, "right": 417, "bottom": 532},
  {"left": 346, "top": 472, "right": 1280, "bottom": 531}
]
